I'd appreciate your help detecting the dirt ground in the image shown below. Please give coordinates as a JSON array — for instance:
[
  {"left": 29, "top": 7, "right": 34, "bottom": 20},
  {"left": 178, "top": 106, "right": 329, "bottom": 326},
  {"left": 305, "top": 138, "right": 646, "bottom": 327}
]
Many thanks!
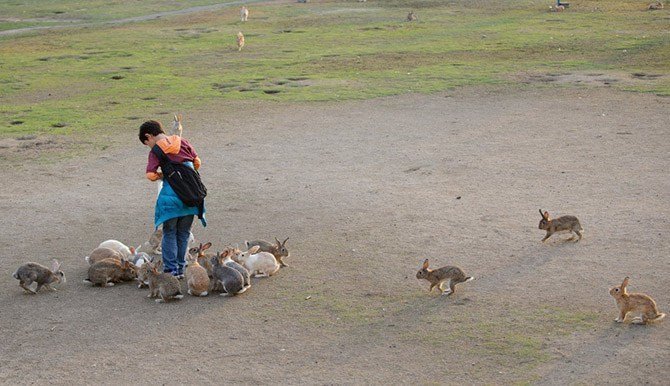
[{"left": 0, "top": 87, "right": 668, "bottom": 384}]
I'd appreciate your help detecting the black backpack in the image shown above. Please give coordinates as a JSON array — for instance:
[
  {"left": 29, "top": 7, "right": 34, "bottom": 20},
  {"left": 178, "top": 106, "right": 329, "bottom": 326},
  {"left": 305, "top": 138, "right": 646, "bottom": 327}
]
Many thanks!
[{"left": 151, "top": 144, "right": 207, "bottom": 218}]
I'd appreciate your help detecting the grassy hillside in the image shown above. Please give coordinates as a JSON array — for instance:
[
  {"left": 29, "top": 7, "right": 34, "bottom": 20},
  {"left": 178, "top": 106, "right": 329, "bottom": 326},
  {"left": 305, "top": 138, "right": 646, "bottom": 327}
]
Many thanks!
[{"left": 0, "top": 0, "right": 668, "bottom": 138}]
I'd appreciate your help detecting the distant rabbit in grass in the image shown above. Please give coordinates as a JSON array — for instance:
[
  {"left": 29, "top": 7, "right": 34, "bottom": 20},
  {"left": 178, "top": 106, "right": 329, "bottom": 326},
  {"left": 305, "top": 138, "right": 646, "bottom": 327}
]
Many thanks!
[
  {"left": 237, "top": 31, "right": 245, "bottom": 51},
  {"left": 416, "top": 259, "right": 473, "bottom": 296},
  {"left": 13, "top": 259, "right": 66, "bottom": 294},
  {"left": 171, "top": 113, "right": 183, "bottom": 137},
  {"left": 550, "top": 5, "right": 565, "bottom": 12},
  {"left": 231, "top": 245, "right": 280, "bottom": 278},
  {"left": 648, "top": 2, "right": 664, "bottom": 10},
  {"left": 84, "top": 258, "right": 138, "bottom": 287},
  {"left": 240, "top": 6, "right": 249, "bottom": 22},
  {"left": 245, "top": 237, "right": 290, "bottom": 267},
  {"left": 185, "top": 252, "right": 210, "bottom": 297},
  {"left": 538, "top": 209, "right": 583, "bottom": 242},
  {"left": 610, "top": 277, "right": 665, "bottom": 324},
  {"left": 85, "top": 247, "right": 124, "bottom": 265},
  {"left": 407, "top": 11, "right": 417, "bottom": 21},
  {"left": 145, "top": 261, "right": 183, "bottom": 303}
]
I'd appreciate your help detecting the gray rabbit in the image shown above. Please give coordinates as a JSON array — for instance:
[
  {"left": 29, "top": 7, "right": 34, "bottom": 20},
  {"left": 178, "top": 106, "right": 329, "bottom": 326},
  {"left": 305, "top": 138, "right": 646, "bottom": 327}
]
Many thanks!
[{"left": 13, "top": 259, "right": 66, "bottom": 294}]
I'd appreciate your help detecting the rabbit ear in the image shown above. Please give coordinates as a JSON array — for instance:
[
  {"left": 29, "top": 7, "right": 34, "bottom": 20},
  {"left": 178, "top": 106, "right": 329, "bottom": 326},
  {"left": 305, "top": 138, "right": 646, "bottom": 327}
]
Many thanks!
[
  {"left": 129, "top": 246, "right": 136, "bottom": 254},
  {"left": 422, "top": 259, "right": 429, "bottom": 270},
  {"left": 621, "top": 277, "right": 629, "bottom": 290},
  {"left": 51, "top": 259, "right": 60, "bottom": 272},
  {"left": 543, "top": 211, "right": 550, "bottom": 220},
  {"left": 275, "top": 237, "right": 281, "bottom": 246},
  {"left": 539, "top": 209, "right": 544, "bottom": 217},
  {"left": 249, "top": 245, "right": 261, "bottom": 254},
  {"left": 282, "top": 237, "right": 289, "bottom": 245},
  {"left": 202, "top": 242, "right": 212, "bottom": 251}
]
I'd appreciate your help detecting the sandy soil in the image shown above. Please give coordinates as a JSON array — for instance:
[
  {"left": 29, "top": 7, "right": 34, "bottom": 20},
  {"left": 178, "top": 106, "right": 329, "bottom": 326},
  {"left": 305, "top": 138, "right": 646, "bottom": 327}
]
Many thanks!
[{"left": 0, "top": 87, "right": 668, "bottom": 384}]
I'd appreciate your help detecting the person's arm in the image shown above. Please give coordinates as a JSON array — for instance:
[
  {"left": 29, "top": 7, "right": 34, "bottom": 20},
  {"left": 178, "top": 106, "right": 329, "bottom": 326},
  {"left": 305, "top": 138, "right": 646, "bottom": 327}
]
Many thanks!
[{"left": 146, "top": 151, "right": 162, "bottom": 181}]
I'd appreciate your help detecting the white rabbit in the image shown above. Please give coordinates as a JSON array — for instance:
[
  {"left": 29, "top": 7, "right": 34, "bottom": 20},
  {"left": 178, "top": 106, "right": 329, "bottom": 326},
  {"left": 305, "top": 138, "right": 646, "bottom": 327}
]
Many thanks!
[
  {"left": 97, "top": 240, "right": 132, "bottom": 259},
  {"left": 231, "top": 245, "right": 279, "bottom": 277}
]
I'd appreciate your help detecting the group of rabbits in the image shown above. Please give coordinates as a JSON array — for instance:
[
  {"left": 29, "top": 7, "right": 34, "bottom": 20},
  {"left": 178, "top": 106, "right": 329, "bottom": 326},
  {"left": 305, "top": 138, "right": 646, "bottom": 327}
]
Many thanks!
[
  {"left": 414, "top": 209, "right": 665, "bottom": 325},
  {"left": 13, "top": 233, "right": 291, "bottom": 304}
]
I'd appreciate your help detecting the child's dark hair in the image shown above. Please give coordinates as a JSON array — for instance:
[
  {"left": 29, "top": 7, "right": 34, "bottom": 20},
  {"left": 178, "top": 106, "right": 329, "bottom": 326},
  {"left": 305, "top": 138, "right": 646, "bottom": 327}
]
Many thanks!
[{"left": 138, "top": 120, "right": 164, "bottom": 144}]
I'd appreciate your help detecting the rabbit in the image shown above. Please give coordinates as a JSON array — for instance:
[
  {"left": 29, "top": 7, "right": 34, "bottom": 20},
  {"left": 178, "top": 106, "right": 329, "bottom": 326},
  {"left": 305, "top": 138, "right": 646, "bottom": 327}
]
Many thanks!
[
  {"left": 416, "top": 259, "right": 474, "bottom": 296},
  {"left": 211, "top": 250, "right": 246, "bottom": 296},
  {"left": 84, "top": 258, "right": 137, "bottom": 287},
  {"left": 245, "top": 237, "right": 290, "bottom": 267},
  {"left": 648, "top": 2, "right": 664, "bottom": 10},
  {"left": 240, "top": 6, "right": 249, "bottom": 22},
  {"left": 171, "top": 113, "right": 183, "bottom": 137},
  {"left": 610, "top": 277, "right": 665, "bottom": 325},
  {"left": 189, "top": 242, "right": 215, "bottom": 277},
  {"left": 231, "top": 245, "right": 280, "bottom": 278},
  {"left": 148, "top": 227, "right": 196, "bottom": 255},
  {"left": 146, "top": 227, "right": 163, "bottom": 254},
  {"left": 145, "top": 261, "right": 183, "bottom": 303},
  {"left": 137, "top": 256, "right": 162, "bottom": 288},
  {"left": 128, "top": 245, "right": 152, "bottom": 267},
  {"left": 538, "top": 209, "right": 583, "bottom": 242},
  {"left": 97, "top": 239, "right": 132, "bottom": 259},
  {"left": 407, "top": 11, "right": 417, "bottom": 21},
  {"left": 237, "top": 31, "right": 245, "bottom": 51},
  {"left": 85, "top": 247, "right": 124, "bottom": 265},
  {"left": 222, "top": 247, "right": 251, "bottom": 290},
  {"left": 13, "top": 259, "right": 66, "bottom": 294},
  {"left": 185, "top": 252, "right": 210, "bottom": 297}
]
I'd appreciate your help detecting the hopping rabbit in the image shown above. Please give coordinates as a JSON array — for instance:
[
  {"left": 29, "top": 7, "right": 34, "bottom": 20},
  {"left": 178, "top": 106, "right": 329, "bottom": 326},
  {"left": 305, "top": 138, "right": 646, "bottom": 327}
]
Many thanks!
[
  {"left": 538, "top": 209, "right": 583, "bottom": 242},
  {"left": 416, "top": 259, "right": 474, "bottom": 296},
  {"left": 13, "top": 259, "right": 66, "bottom": 294},
  {"left": 240, "top": 6, "right": 249, "bottom": 22}
]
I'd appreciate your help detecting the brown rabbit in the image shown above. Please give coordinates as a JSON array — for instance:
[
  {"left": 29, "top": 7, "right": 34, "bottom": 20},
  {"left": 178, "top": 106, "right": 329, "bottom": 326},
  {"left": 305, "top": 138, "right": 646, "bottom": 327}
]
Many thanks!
[
  {"left": 137, "top": 257, "right": 162, "bottom": 288},
  {"left": 13, "top": 259, "right": 66, "bottom": 294},
  {"left": 237, "top": 31, "right": 245, "bottom": 51},
  {"left": 146, "top": 261, "right": 183, "bottom": 303},
  {"left": 610, "top": 277, "right": 665, "bottom": 325},
  {"left": 85, "top": 247, "right": 124, "bottom": 265},
  {"left": 189, "top": 242, "right": 215, "bottom": 277},
  {"left": 185, "top": 253, "right": 210, "bottom": 297},
  {"left": 245, "top": 237, "right": 290, "bottom": 267},
  {"left": 84, "top": 258, "right": 138, "bottom": 287},
  {"left": 416, "top": 259, "right": 474, "bottom": 296},
  {"left": 538, "top": 209, "right": 583, "bottom": 242}
]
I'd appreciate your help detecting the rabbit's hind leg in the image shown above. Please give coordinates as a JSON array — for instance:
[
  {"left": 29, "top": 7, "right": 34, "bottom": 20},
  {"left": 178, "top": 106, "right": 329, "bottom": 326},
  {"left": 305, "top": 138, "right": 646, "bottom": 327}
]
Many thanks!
[{"left": 19, "top": 281, "right": 36, "bottom": 294}]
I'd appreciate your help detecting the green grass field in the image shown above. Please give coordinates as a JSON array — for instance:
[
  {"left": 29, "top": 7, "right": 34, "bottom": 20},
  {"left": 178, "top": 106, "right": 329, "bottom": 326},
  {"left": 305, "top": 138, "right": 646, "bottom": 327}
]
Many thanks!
[{"left": 0, "top": 0, "right": 668, "bottom": 138}]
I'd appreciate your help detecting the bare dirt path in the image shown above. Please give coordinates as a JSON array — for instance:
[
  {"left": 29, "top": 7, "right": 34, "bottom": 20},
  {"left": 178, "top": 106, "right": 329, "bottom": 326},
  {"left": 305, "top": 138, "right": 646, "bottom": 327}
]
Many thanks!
[{"left": 0, "top": 87, "right": 668, "bottom": 384}]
